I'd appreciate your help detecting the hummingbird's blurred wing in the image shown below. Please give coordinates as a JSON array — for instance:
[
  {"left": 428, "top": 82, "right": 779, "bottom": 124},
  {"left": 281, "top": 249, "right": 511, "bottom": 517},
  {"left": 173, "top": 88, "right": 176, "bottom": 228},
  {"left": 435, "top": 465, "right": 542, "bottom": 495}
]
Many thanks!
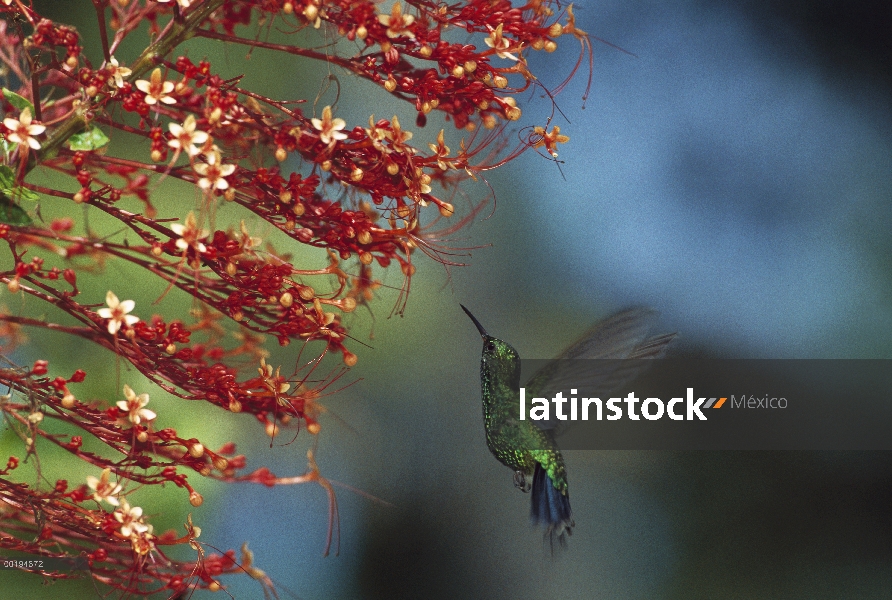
[{"left": 525, "top": 308, "right": 676, "bottom": 432}]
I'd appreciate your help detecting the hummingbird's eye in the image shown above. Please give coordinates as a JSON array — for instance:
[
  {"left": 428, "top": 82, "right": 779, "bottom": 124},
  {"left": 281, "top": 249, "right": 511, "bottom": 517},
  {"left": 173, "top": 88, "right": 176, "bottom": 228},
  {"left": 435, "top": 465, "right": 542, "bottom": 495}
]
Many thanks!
[{"left": 485, "top": 341, "right": 496, "bottom": 352}]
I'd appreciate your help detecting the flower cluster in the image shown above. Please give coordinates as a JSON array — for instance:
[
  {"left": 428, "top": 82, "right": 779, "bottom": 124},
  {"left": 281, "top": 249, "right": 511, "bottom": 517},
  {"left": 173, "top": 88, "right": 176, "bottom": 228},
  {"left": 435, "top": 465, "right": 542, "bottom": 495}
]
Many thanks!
[{"left": 0, "top": 0, "right": 590, "bottom": 595}]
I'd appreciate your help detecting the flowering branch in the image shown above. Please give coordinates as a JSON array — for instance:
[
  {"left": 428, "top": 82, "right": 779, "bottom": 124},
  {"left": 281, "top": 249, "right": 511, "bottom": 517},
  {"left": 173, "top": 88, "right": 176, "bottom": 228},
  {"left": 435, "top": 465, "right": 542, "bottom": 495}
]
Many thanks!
[{"left": 0, "top": 0, "right": 591, "bottom": 595}]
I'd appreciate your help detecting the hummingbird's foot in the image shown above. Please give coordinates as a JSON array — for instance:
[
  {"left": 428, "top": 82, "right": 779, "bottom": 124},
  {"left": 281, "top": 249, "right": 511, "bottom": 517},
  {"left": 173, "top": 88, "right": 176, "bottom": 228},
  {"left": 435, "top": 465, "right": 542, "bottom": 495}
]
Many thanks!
[{"left": 513, "top": 470, "right": 531, "bottom": 493}]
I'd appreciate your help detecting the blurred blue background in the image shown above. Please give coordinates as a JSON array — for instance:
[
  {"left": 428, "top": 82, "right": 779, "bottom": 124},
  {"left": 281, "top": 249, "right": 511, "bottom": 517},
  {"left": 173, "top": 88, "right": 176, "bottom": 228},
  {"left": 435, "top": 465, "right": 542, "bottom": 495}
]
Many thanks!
[
  {"left": 8, "top": 1, "right": 892, "bottom": 598},
  {"left": 219, "top": 2, "right": 892, "bottom": 598}
]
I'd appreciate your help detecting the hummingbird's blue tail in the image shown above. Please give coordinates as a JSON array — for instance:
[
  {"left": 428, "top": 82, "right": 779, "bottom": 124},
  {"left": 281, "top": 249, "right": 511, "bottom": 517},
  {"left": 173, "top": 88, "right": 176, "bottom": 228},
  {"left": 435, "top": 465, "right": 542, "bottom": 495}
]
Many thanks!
[{"left": 530, "top": 463, "right": 574, "bottom": 548}]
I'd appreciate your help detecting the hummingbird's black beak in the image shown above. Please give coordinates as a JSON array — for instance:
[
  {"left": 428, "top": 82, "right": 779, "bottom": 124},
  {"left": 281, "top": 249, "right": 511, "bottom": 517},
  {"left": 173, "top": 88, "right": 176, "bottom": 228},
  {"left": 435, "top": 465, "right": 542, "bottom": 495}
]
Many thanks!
[{"left": 460, "top": 304, "right": 488, "bottom": 338}]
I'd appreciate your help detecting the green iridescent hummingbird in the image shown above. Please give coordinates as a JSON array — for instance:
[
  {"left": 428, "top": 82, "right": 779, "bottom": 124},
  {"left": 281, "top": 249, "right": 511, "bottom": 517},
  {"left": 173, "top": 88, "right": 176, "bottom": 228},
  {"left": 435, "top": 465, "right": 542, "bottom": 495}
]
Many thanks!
[{"left": 461, "top": 305, "right": 676, "bottom": 547}]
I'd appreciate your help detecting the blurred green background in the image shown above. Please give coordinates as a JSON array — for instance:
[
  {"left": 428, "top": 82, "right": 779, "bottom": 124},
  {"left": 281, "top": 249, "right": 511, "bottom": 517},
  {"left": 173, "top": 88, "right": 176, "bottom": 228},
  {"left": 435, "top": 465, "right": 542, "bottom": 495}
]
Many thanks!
[{"left": 3, "top": 1, "right": 891, "bottom": 598}]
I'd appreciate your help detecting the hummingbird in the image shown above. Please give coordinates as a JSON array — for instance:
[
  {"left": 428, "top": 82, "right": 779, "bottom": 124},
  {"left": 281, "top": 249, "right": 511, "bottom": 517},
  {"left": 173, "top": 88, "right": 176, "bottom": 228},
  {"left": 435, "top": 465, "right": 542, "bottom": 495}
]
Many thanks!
[{"left": 461, "top": 305, "right": 676, "bottom": 547}]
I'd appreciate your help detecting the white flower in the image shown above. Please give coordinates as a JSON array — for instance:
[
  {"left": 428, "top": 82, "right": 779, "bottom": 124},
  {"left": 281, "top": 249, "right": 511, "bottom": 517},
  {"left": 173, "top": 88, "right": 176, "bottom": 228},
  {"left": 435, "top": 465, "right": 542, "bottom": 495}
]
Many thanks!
[
  {"left": 117, "top": 384, "right": 156, "bottom": 425},
  {"left": 135, "top": 67, "right": 176, "bottom": 106},
  {"left": 106, "top": 56, "right": 132, "bottom": 89},
  {"left": 155, "top": 0, "right": 192, "bottom": 7},
  {"left": 168, "top": 115, "right": 209, "bottom": 157},
  {"left": 484, "top": 24, "right": 519, "bottom": 61},
  {"left": 86, "top": 468, "right": 122, "bottom": 506},
  {"left": 170, "top": 211, "right": 209, "bottom": 253},
  {"left": 378, "top": 3, "right": 415, "bottom": 39},
  {"left": 114, "top": 499, "right": 149, "bottom": 537},
  {"left": 193, "top": 149, "right": 236, "bottom": 191},
  {"left": 129, "top": 523, "right": 155, "bottom": 555},
  {"left": 3, "top": 108, "right": 46, "bottom": 150},
  {"left": 96, "top": 291, "right": 139, "bottom": 335},
  {"left": 310, "top": 106, "right": 348, "bottom": 146}
]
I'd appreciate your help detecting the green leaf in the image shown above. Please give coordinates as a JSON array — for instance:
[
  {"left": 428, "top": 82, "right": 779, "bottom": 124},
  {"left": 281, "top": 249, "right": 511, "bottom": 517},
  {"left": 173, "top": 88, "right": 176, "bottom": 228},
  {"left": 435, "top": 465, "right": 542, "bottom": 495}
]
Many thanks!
[
  {"left": 1, "top": 186, "right": 40, "bottom": 202},
  {"left": 0, "top": 192, "right": 33, "bottom": 225},
  {"left": 2, "top": 88, "right": 35, "bottom": 115},
  {"left": 0, "top": 165, "right": 14, "bottom": 189},
  {"left": 0, "top": 166, "right": 39, "bottom": 202},
  {"left": 67, "top": 127, "right": 110, "bottom": 151}
]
